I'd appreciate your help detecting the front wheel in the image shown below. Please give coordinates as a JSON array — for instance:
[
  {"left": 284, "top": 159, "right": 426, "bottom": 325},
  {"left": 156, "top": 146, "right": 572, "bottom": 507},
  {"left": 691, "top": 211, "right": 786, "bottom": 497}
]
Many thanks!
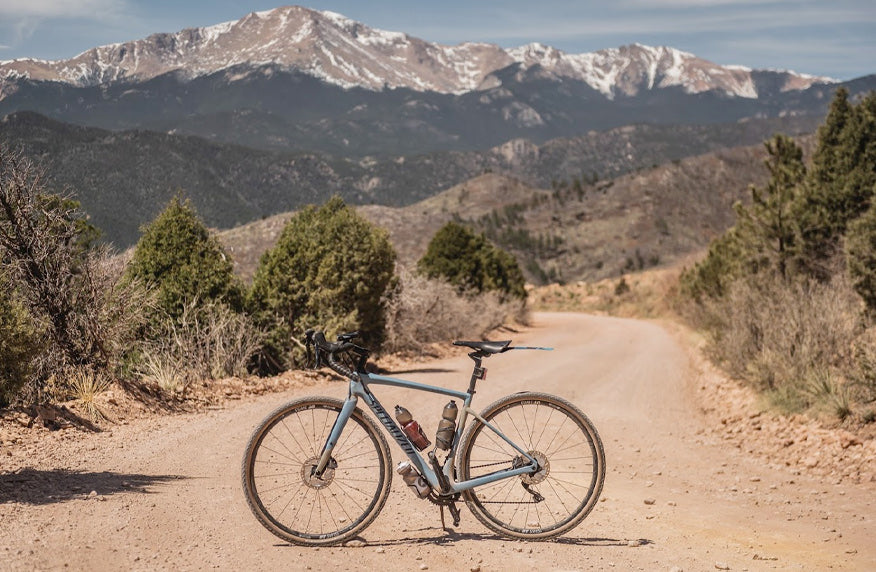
[
  {"left": 458, "top": 392, "right": 605, "bottom": 540},
  {"left": 241, "top": 397, "right": 392, "bottom": 546}
]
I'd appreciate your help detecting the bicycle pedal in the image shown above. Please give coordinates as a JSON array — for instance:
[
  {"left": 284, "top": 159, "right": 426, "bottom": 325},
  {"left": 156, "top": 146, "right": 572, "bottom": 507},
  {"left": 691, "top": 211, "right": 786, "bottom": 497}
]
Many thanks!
[{"left": 448, "top": 502, "right": 461, "bottom": 527}]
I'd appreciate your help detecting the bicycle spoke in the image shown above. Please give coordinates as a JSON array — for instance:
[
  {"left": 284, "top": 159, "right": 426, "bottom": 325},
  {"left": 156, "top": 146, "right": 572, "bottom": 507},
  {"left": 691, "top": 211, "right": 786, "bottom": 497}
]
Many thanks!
[
  {"left": 243, "top": 399, "right": 391, "bottom": 545},
  {"left": 460, "top": 393, "right": 605, "bottom": 539}
]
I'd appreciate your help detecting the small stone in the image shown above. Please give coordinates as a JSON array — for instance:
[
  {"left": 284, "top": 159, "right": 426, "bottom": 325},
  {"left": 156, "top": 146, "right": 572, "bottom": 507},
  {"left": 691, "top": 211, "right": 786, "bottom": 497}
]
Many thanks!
[
  {"left": 670, "top": 567, "right": 684, "bottom": 572},
  {"left": 419, "top": 565, "right": 428, "bottom": 571},
  {"left": 643, "top": 498, "right": 656, "bottom": 505},
  {"left": 839, "top": 431, "right": 862, "bottom": 449},
  {"left": 375, "top": 547, "right": 385, "bottom": 554},
  {"left": 470, "top": 567, "right": 481, "bottom": 572},
  {"left": 715, "top": 562, "right": 730, "bottom": 570},
  {"left": 749, "top": 477, "right": 761, "bottom": 482},
  {"left": 344, "top": 539, "right": 366, "bottom": 547},
  {"left": 627, "top": 539, "right": 642, "bottom": 547},
  {"left": 667, "top": 501, "right": 677, "bottom": 507},
  {"left": 88, "top": 490, "right": 98, "bottom": 499},
  {"left": 645, "top": 480, "right": 654, "bottom": 487}
]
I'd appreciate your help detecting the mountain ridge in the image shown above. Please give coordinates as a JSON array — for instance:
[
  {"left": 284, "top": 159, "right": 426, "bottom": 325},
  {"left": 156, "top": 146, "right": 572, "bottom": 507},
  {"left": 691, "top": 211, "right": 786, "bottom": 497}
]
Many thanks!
[
  {"left": 0, "top": 5, "right": 833, "bottom": 100},
  {"left": 0, "top": 110, "right": 822, "bottom": 248}
]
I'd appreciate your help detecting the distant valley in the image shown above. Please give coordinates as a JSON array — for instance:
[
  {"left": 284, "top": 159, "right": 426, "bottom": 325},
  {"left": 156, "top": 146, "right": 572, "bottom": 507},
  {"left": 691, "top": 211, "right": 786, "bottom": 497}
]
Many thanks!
[
  {"left": 1, "top": 111, "right": 821, "bottom": 248},
  {"left": 220, "top": 136, "right": 814, "bottom": 285}
]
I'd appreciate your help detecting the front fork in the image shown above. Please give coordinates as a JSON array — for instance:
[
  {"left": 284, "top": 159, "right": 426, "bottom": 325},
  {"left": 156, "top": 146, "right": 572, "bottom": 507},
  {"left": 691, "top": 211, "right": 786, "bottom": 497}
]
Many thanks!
[{"left": 312, "top": 396, "right": 358, "bottom": 477}]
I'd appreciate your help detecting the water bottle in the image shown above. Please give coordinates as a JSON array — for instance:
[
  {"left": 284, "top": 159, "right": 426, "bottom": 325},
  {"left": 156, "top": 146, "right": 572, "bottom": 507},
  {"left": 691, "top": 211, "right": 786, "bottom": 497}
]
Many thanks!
[
  {"left": 435, "top": 400, "right": 458, "bottom": 450},
  {"left": 396, "top": 461, "right": 431, "bottom": 498},
  {"left": 394, "top": 405, "right": 431, "bottom": 450}
]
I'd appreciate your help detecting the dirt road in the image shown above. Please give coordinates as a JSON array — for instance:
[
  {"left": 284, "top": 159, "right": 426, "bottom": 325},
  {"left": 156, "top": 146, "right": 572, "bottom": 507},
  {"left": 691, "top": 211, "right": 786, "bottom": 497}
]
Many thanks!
[{"left": 2, "top": 313, "right": 874, "bottom": 571}]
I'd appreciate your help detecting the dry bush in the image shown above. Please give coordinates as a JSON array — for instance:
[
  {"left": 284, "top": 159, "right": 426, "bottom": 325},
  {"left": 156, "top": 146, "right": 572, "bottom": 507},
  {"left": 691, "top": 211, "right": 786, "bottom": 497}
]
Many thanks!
[
  {"left": 0, "top": 148, "right": 151, "bottom": 404},
  {"left": 849, "top": 327, "right": 876, "bottom": 405},
  {"left": 704, "top": 272, "right": 866, "bottom": 415},
  {"left": 136, "top": 300, "right": 263, "bottom": 395},
  {"left": 383, "top": 266, "right": 528, "bottom": 354},
  {"left": 11, "top": 249, "right": 152, "bottom": 405}
]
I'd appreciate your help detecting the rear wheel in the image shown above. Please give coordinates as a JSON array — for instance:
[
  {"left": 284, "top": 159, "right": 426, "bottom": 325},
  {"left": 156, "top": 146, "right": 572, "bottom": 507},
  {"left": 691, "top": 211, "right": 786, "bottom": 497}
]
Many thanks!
[
  {"left": 242, "top": 397, "right": 392, "bottom": 545},
  {"left": 458, "top": 392, "right": 605, "bottom": 540}
]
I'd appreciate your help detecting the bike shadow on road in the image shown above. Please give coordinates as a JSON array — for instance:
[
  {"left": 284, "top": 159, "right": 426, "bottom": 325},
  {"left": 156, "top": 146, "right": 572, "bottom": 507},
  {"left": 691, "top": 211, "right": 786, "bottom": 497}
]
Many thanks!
[
  {"left": 0, "top": 468, "right": 186, "bottom": 505},
  {"left": 275, "top": 530, "right": 651, "bottom": 548}
]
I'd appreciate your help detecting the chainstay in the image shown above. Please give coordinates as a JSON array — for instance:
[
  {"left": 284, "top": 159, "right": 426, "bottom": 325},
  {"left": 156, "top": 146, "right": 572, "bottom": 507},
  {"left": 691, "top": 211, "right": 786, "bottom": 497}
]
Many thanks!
[{"left": 468, "top": 461, "right": 542, "bottom": 504}]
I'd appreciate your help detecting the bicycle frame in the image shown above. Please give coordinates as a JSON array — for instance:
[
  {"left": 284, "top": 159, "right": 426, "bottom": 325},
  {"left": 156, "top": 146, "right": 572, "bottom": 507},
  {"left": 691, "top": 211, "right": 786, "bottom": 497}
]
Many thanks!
[{"left": 313, "top": 372, "right": 539, "bottom": 494}]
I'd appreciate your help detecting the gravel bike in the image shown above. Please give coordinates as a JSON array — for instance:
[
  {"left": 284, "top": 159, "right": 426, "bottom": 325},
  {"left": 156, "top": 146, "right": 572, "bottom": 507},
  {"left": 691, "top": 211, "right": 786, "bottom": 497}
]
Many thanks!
[{"left": 241, "top": 330, "right": 605, "bottom": 545}]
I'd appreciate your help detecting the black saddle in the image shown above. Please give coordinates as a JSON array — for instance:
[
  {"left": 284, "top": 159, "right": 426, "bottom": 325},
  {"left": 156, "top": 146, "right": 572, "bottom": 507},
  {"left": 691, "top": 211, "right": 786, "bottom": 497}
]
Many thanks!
[{"left": 452, "top": 340, "right": 511, "bottom": 354}]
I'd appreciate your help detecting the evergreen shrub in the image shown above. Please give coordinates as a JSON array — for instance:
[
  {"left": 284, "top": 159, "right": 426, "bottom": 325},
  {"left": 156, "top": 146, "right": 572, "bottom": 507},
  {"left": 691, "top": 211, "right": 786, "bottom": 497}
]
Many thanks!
[
  {"left": 418, "top": 222, "right": 526, "bottom": 301},
  {"left": 249, "top": 197, "right": 396, "bottom": 371}
]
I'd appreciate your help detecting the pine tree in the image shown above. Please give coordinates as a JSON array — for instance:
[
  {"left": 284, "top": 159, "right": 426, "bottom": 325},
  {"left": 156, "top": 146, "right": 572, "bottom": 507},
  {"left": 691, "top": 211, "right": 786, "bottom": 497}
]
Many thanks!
[
  {"left": 846, "top": 200, "right": 876, "bottom": 312},
  {"left": 795, "top": 89, "right": 876, "bottom": 277},
  {"left": 734, "top": 134, "right": 806, "bottom": 278}
]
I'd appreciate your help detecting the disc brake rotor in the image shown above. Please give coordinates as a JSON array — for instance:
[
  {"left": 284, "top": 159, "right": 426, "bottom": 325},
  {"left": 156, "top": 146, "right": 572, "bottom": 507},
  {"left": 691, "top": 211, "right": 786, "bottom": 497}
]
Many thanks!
[
  {"left": 301, "top": 456, "right": 337, "bottom": 489},
  {"left": 520, "top": 450, "right": 550, "bottom": 485}
]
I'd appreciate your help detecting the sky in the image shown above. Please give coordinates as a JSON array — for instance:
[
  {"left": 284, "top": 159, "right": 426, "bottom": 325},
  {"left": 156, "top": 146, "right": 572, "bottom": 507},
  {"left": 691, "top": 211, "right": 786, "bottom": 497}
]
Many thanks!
[{"left": 0, "top": 1, "right": 874, "bottom": 80}]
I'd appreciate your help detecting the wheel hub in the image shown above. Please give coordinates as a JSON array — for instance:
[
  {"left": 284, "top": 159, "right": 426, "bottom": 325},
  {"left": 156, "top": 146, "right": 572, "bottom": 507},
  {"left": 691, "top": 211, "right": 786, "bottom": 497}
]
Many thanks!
[
  {"left": 301, "top": 456, "right": 337, "bottom": 489},
  {"left": 520, "top": 450, "right": 549, "bottom": 485}
]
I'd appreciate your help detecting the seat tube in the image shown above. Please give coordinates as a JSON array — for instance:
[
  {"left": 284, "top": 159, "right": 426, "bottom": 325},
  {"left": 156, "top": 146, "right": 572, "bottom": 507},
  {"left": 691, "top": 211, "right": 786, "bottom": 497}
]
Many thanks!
[{"left": 314, "top": 395, "right": 358, "bottom": 474}]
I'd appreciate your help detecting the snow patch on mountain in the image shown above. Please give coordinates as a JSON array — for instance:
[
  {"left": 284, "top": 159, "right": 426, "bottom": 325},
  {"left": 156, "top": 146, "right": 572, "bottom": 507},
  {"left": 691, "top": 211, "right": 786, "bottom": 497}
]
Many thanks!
[{"left": 0, "top": 5, "right": 833, "bottom": 100}]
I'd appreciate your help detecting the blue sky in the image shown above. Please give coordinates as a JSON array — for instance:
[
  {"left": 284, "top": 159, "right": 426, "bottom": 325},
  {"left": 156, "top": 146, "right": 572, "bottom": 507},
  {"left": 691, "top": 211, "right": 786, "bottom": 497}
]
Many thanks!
[{"left": 0, "top": 1, "right": 874, "bottom": 80}]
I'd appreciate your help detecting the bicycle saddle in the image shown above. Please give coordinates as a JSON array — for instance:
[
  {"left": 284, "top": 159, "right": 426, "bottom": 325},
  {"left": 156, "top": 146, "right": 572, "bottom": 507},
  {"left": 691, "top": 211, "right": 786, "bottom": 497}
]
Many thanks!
[{"left": 452, "top": 340, "right": 511, "bottom": 354}]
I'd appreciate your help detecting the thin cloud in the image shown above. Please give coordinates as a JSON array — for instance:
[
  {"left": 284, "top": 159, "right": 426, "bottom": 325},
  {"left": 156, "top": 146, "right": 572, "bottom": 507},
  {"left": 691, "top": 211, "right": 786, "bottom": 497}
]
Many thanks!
[
  {"left": 619, "top": 0, "right": 813, "bottom": 6},
  {"left": 0, "top": 0, "right": 131, "bottom": 51},
  {"left": 0, "top": 0, "right": 129, "bottom": 19},
  {"left": 416, "top": 5, "right": 875, "bottom": 50}
]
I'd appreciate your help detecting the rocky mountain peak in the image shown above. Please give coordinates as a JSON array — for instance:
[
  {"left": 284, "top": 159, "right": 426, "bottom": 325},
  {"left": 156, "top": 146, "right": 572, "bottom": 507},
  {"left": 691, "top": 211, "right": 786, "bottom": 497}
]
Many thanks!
[{"left": 0, "top": 5, "right": 833, "bottom": 99}]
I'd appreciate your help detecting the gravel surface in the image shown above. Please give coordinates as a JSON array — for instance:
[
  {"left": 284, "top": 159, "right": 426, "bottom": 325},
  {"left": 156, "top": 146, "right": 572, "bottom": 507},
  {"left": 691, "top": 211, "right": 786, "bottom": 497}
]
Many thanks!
[{"left": 1, "top": 312, "right": 874, "bottom": 571}]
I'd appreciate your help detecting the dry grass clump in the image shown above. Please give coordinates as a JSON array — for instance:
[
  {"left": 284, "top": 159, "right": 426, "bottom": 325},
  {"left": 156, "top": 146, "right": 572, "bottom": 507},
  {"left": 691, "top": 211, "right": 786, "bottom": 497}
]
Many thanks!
[
  {"left": 701, "top": 272, "right": 871, "bottom": 420},
  {"left": 383, "top": 266, "right": 528, "bottom": 354},
  {"left": 67, "top": 367, "right": 112, "bottom": 421},
  {"left": 136, "top": 300, "right": 263, "bottom": 395}
]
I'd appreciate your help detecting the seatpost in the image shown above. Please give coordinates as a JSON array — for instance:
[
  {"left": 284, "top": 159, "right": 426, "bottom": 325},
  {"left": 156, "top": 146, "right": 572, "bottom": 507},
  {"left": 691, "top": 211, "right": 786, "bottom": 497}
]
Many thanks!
[{"left": 466, "top": 351, "right": 488, "bottom": 394}]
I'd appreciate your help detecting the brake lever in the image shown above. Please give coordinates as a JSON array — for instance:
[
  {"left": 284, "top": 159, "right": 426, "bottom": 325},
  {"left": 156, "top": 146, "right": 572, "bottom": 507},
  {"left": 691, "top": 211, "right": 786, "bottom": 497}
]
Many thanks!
[{"left": 303, "top": 329, "right": 321, "bottom": 370}]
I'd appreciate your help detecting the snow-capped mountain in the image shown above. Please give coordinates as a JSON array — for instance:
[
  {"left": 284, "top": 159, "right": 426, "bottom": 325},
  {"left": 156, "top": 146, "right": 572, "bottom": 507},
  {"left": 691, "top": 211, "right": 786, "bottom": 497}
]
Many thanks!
[{"left": 0, "top": 5, "right": 831, "bottom": 99}]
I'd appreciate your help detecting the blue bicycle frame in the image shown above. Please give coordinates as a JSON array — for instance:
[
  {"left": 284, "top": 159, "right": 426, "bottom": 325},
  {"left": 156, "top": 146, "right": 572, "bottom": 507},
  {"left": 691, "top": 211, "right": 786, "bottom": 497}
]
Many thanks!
[{"left": 313, "top": 372, "right": 539, "bottom": 494}]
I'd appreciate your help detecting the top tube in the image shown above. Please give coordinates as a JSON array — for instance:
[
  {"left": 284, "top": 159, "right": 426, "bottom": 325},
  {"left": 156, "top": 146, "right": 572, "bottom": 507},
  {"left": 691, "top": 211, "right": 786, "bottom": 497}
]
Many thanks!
[{"left": 360, "top": 373, "right": 471, "bottom": 401}]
